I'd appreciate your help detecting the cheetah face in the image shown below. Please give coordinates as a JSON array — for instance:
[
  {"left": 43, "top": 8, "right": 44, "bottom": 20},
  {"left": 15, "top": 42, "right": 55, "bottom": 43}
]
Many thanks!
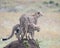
[{"left": 36, "top": 12, "right": 43, "bottom": 18}]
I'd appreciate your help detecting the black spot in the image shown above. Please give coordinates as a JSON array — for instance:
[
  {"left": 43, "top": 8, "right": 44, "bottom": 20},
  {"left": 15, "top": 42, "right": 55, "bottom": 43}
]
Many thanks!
[
  {"left": 37, "top": 12, "right": 40, "bottom": 14},
  {"left": 2, "top": 39, "right": 7, "bottom": 41},
  {"left": 16, "top": 29, "right": 19, "bottom": 33}
]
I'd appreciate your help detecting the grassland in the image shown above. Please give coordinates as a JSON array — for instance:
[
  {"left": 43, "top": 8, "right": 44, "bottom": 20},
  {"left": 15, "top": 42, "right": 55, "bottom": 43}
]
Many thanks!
[{"left": 0, "top": 0, "right": 60, "bottom": 48}]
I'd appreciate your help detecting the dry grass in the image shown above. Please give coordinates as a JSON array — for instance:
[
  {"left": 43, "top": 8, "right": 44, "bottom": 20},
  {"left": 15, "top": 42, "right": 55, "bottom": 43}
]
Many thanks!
[{"left": 0, "top": 0, "right": 60, "bottom": 48}]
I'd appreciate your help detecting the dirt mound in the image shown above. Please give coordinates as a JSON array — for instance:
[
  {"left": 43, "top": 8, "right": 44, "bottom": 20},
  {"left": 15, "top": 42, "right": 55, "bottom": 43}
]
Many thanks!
[{"left": 4, "top": 39, "right": 40, "bottom": 48}]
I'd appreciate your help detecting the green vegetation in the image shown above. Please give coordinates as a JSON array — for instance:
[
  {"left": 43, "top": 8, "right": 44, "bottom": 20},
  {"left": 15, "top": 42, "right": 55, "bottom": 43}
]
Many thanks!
[
  {"left": 43, "top": 1, "right": 48, "bottom": 4},
  {"left": 43, "top": 1, "right": 54, "bottom": 4},
  {"left": 55, "top": 3, "right": 59, "bottom": 6},
  {"left": 43, "top": 0, "right": 60, "bottom": 8},
  {"left": 49, "top": 0, "right": 54, "bottom": 4},
  {"left": 22, "top": 39, "right": 40, "bottom": 48},
  {"left": 35, "top": 39, "right": 40, "bottom": 48},
  {"left": 23, "top": 40, "right": 30, "bottom": 48}
]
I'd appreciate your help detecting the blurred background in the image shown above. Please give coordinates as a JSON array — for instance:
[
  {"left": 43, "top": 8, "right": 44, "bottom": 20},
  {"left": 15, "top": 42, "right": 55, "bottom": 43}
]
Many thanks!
[{"left": 0, "top": 0, "right": 60, "bottom": 48}]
